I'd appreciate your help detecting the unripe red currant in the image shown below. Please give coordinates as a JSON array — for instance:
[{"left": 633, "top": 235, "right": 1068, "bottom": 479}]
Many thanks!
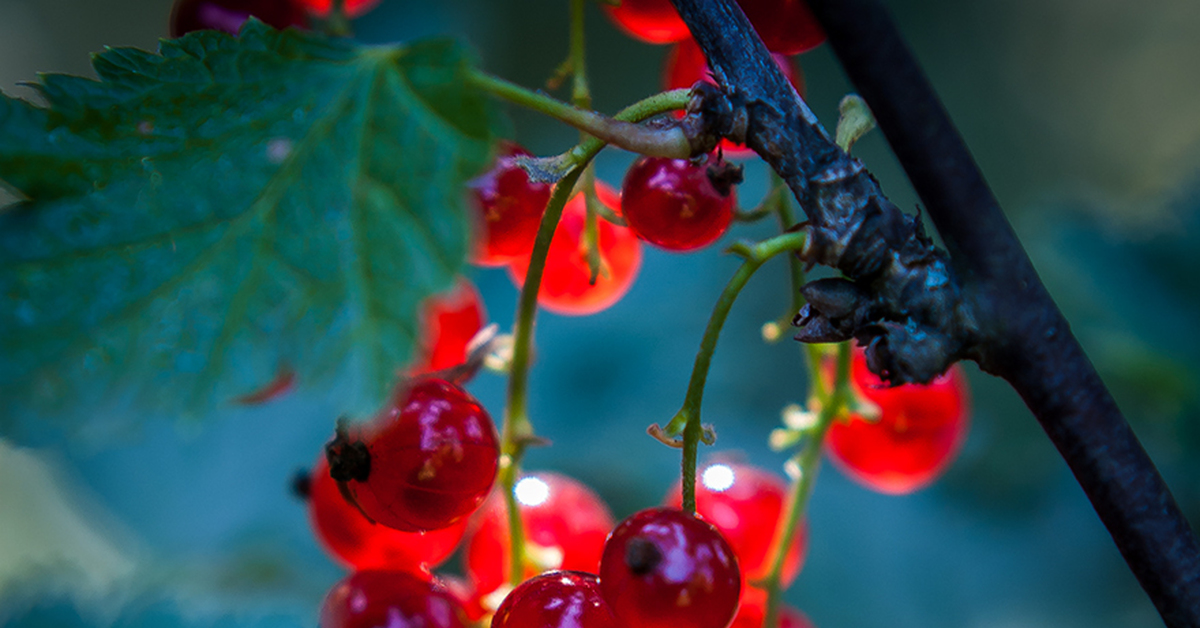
[
  {"left": 826, "top": 348, "right": 971, "bottom": 494},
  {"left": 326, "top": 378, "right": 499, "bottom": 532},
  {"left": 599, "top": 507, "right": 741, "bottom": 628},
  {"left": 169, "top": 0, "right": 307, "bottom": 37},
  {"left": 621, "top": 154, "right": 736, "bottom": 252}
]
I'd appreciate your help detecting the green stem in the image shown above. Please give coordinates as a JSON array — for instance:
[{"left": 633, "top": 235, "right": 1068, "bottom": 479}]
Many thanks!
[
  {"left": 760, "top": 342, "right": 852, "bottom": 628},
  {"left": 569, "top": 0, "right": 591, "bottom": 111},
  {"left": 325, "top": 0, "right": 352, "bottom": 36},
  {"left": 498, "top": 91, "right": 694, "bottom": 586},
  {"left": 468, "top": 70, "right": 692, "bottom": 158},
  {"left": 672, "top": 231, "right": 808, "bottom": 513}
]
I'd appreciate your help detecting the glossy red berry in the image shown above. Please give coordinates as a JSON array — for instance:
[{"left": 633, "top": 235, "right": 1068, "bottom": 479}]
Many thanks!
[
  {"left": 169, "top": 0, "right": 307, "bottom": 37},
  {"left": 507, "top": 182, "right": 642, "bottom": 316},
  {"left": 599, "top": 507, "right": 741, "bottom": 628},
  {"left": 737, "top": 0, "right": 825, "bottom": 55},
  {"left": 329, "top": 378, "right": 499, "bottom": 532},
  {"left": 602, "top": 0, "right": 689, "bottom": 44},
  {"left": 729, "top": 588, "right": 815, "bottom": 628},
  {"left": 291, "top": 0, "right": 381, "bottom": 17},
  {"left": 664, "top": 462, "right": 806, "bottom": 586},
  {"left": 407, "top": 279, "right": 486, "bottom": 376},
  {"left": 306, "top": 456, "right": 468, "bottom": 573},
  {"left": 493, "top": 571, "right": 621, "bottom": 628},
  {"left": 469, "top": 142, "right": 554, "bottom": 266},
  {"left": 620, "top": 155, "right": 736, "bottom": 252},
  {"left": 826, "top": 348, "right": 971, "bottom": 494},
  {"left": 319, "top": 570, "right": 468, "bottom": 628},
  {"left": 465, "top": 473, "right": 615, "bottom": 609},
  {"left": 663, "top": 38, "right": 804, "bottom": 158}
]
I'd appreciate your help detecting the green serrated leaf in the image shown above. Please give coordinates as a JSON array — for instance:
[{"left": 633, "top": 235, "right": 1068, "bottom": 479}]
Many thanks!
[{"left": 0, "top": 22, "right": 503, "bottom": 431}]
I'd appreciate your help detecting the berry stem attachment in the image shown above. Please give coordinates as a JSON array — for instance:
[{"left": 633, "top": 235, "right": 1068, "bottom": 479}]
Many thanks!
[
  {"left": 659, "top": 231, "right": 808, "bottom": 513},
  {"left": 467, "top": 71, "right": 692, "bottom": 158},
  {"left": 761, "top": 341, "right": 851, "bottom": 628}
]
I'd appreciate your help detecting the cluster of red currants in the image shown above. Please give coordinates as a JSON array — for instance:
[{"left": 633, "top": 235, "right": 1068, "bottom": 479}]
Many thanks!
[{"left": 168, "top": 0, "right": 379, "bottom": 38}]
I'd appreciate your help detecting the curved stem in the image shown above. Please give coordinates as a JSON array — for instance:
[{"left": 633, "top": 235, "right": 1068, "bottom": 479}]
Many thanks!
[
  {"left": 672, "top": 231, "right": 808, "bottom": 513},
  {"left": 761, "top": 342, "right": 850, "bottom": 628},
  {"left": 468, "top": 70, "right": 690, "bottom": 158}
]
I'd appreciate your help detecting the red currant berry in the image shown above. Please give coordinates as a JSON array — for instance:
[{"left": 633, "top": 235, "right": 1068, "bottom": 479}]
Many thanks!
[
  {"left": 730, "top": 588, "right": 815, "bottom": 628},
  {"left": 493, "top": 571, "right": 621, "bottom": 628},
  {"left": 465, "top": 473, "right": 615, "bottom": 609},
  {"left": 826, "top": 348, "right": 971, "bottom": 494},
  {"left": 407, "top": 279, "right": 487, "bottom": 376},
  {"left": 602, "top": 0, "right": 689, "bottom": 44},
  {"left": 291, "top": 0, "right": 380, "bottom": 18},
  {"left": 319, "top": 570, "right": 468, "bottom": 628},
  {"left": 469, "top": 142, "right": 554, "bottom": 266},
  {"left": 737, "top": 0, "right": 825, "bottom": 55},
  {"left": 328, "top": 378, "right": 500, "bottom": 532},
  {"left": 620, "top": 155, "right": 736, "bottom": 252},
  {"left": 663, "top": 38, "right": 804, "bottom": 158},
  {"left": 306, "top": 456, "right": 468, "bottom": 573},
  {"left": 664, "top": 462, "right": 806, "bottom": 587},
  {"left": 507, "top": 182, "right": 642, "bottom": 316},
  {"left": 169, "top": 0, "right": 307, "bottom": 37},
  {"left": 599, "top": 507, "right": 741, "bottom": 628}
]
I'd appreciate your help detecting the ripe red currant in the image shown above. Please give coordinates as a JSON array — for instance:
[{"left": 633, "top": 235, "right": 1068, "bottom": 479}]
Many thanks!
[
  {"left": 469, "top": 142, "right": 554, "bottom": 267},
  {"left": 319, "top": 570, "right": 468, "bottom": 628},
  {"left": 730, "top": 588, "right": 816, "bottom": 628},
  {"left": 602, "top": 0, "right": 690, "bottom": 44},
  {"left": 326, "top": 378, "right": 499, "bottom": 532},
  {"left": 737, "top": 0, "right": 825, "bottom": 55},
  {"left": 664, "top": 462, "right": 806, "bottom": 587},
  {"left": 306, "top": 456, "right": 468, "bottom": 573},
  {"left": 291, "top": 0, "right": 380, "bottom": 17},
  {"left": 465, "top": 472, "right": 615, "bottom": 609},
  {"left": 826, "top": 348, "right": 971, "bottom": 494},
  {"left": 169, "top": 0, "right": 307, "bottom": 37},
  {"left": 492, "top": 571, "right": 621, "bottom": 628},
  {"left": 507, "top": 182, "right": 642, "bottom": 316},
  {"left": 407, "top": 279, "right": 486, "bottom": 376},
  {"left": 663, "top": 38, "right": 804, "bottom": 158},
  {"left": 620, "top": 154, "right": 736, "bottom": 252},
  {"left": 599, "top": 507, "right": 741, "bottom": 628}
]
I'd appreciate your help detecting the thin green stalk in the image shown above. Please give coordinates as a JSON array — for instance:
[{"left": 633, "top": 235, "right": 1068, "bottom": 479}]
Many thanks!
[
  {"left": 760, "top": 342, "right": 852, "bottom": 628},
  {"left": 467, "top": 70, "right": 692, "bottom": 158},
  {"left": 569, "top": 0, "right": 590, "bottom": 111},
  {"left": 497, "top": 91, "right": 693, "bottom": 586},
  {"left": 671, "top": 231, "right": 808, "bottom": 513}
]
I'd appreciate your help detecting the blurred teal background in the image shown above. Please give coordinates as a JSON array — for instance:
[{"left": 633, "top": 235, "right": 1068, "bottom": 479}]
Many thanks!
[{"left": 2, "top": 0, "right": 1200, "bottom": 627}]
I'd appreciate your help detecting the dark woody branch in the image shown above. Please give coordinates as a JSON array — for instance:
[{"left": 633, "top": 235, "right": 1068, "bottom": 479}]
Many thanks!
[{"left": 668, "top": 0, "right": 1200, "bottom": 624}]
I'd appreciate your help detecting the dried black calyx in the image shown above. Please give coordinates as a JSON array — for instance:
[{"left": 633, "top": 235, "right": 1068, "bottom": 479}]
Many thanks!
[
  {"left": 325, "top": 417, "right": 371, "bottom": 483},
  {"left": 625, "top": 537, "right": 664, "bottom": 576},
  {"left": 290, "top": 468, "right": 312, "bottom": 500},
  {"left": 706, "top": 158, "right": 744, "bottom": 198}
]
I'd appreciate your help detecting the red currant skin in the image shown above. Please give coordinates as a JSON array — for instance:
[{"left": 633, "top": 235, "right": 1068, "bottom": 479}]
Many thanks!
[
  {"left": 493, "top": 571, "right": 621, "bottom": 628},
  {"left": 169, "top": 0, "right": 307, "bottom": 37},
  {"left": 602, "top": 0, "right": 689, "bottom": 44},
  {"left": 507, "top": 182, "right": 643, "bottom": 316},
  {"left": 342, "top": 378, "right": 500, "bottom": 532},
  {"left": 407, "top": 279, "right": 486, "bottom": 375},
  {"left": 319, "top": 570, "right": 468, "bottom": 628},
  {"left": 664, "top": 463, "right": 806, "bottom": 586},
  {"left": 621, "top": 155, "right": 735, "bottom": 252},
  {"left": 599, "top": 507, "right": 741, "bottom": 628},
  {"left": 469, "top": 142, "right": 554, "bottom": 267},
  {"left": 307, "top": 456, "right": 468, "bottom": 573},
  {"left": 465, "top": 473, "right": 615, "bottom": 607},
  {"left": 292, "top": 0, "right": 381, "bottom": 17},
  {"left": 737, "top": 0, "right": 825, "bottom": 55},
  {"left": 730, "top": 588, "right": 815, "bottom": 628},
  {"left": 663, "top": 39, "right": 804, "bottom": 158},
  {"left": 826, "top": 348, "right": 971, "bottom": 494}
]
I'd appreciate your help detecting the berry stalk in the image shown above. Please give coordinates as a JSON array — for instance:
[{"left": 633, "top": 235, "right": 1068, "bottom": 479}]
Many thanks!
[{"left": 660, "top": 231, "right": 808, "bottom": 513}]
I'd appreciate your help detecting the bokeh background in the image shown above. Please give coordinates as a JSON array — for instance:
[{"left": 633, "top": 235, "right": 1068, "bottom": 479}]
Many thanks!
[{"left": 2, "top": 0, "right": 1200, "bottom": 627}]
